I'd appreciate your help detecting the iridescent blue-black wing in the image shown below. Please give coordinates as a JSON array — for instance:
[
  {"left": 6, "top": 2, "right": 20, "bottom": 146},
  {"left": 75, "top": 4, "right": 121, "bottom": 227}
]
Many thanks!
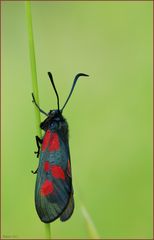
[
  {"left": 60, "top": 191, "right": 74, "bottom": 221},
  {"left": 35, "top": 129, "right": 74, "bottom": 223}
]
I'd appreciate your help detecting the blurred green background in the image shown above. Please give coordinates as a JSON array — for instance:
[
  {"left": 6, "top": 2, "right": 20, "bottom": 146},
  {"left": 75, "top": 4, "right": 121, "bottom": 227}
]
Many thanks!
[{"left": 1, "top": 1, "right": 153, "bottom": 239}]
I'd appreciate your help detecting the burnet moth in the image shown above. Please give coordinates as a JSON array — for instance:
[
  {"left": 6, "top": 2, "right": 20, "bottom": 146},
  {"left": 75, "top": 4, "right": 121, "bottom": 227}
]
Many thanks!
[{"left": 32, "top": 72, "right": 89, "bottom": 223}]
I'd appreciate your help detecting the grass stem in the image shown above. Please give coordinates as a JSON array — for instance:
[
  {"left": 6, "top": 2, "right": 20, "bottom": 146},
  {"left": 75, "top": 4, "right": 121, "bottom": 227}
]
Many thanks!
[
  {"left": 45, "top": 223, "right": 51, "bottom": 239},
  {"left": 81, "top": 204, "right": 100, "bottom": 239},
  {"left": 25, "top": 1, "right": 41, "bottom": 137},
  {"left": 25, "top": 1, "right": 51, "bottom": 238}
]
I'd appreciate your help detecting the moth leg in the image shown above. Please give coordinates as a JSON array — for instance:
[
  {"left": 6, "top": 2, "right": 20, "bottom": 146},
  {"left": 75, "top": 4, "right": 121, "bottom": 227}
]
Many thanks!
[
  {"left": 31, "top": 168, "right": 38, "bottom": 174},
  {"left": 34, "top": 136, "right": 43, "bottom": 158},
  {"left": 32, "top": 93, "right": 48, "bottom": 116}
]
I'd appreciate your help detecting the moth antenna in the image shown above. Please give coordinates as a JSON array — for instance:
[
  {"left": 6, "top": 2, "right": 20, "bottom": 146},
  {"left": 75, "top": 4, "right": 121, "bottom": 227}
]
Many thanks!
[
  {"left": 48, "top": 72, "right": 60, "bottom": 111},
  {"left": 61, "top": 73, "right": 89, "bottom": 112},
  {"left": 32, "top": 93, "right": 48, "bottom": 116}
]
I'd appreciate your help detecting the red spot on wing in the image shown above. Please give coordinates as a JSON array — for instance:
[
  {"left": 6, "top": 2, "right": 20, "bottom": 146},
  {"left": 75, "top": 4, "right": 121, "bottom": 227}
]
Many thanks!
[
  {"left": 42, "top": 130, "right": 51, "bottom": 151},
  {"left": 40, "top": 180, "right": 54, "bottom": 196},
  {"left": 48, "top": 133, "right": 60, "bottom": 152},
  {"left": 44, "top": 161, "right": 50, "bottom": 172},
  {"left": 51, "top": 165, "right": 65, "bottom": 180}
]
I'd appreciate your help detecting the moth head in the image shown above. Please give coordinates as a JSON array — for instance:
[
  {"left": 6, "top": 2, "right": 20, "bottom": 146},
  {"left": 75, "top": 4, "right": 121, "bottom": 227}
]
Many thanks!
[{"left": 40, "top": 110, "right": 63, "bottom": 130}]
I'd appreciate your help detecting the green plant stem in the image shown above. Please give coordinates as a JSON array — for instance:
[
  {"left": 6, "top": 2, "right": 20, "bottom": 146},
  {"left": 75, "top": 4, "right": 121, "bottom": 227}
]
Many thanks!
[
  {"left": 25, "top": 1, "right": 51, "bottom": 239},
  {"left": 45, "top": 223, "right": 51, "bottom": 239},
  {"left": 25, "top": 1, "right": 41, "bottom": 138},
  {"left": 81, "top": 203, "right": 100, "bottom": 239}
]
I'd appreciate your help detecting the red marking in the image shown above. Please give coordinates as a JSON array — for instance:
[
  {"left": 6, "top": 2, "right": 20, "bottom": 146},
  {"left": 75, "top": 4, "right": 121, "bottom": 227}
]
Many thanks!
[
  {"left": 44, "top": 161, "right": 50, "bottom": 172},
  {"left": 67, "top": 160, "right": 71, "bottom": 176},
  {"left": 51, "top": 165, "right": 65, "bottom": 180},
  {"left": 42, "top": 130, "right": 51, "bottom": 151},
  {"left": 40, "top": 180, "right": 54, "bottom": 196},
  {"left": 48, "top": 133, "right": 60, "bottom": 152}
]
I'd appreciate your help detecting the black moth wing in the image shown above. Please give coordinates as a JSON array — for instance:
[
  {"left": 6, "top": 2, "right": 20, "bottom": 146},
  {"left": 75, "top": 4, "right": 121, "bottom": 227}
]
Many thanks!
[
  {"left": 60, "top": 191, "right": 74, "bottom": 221},
  {"left": 35, "top": 127, "right": 74, "bottom": 223}
]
